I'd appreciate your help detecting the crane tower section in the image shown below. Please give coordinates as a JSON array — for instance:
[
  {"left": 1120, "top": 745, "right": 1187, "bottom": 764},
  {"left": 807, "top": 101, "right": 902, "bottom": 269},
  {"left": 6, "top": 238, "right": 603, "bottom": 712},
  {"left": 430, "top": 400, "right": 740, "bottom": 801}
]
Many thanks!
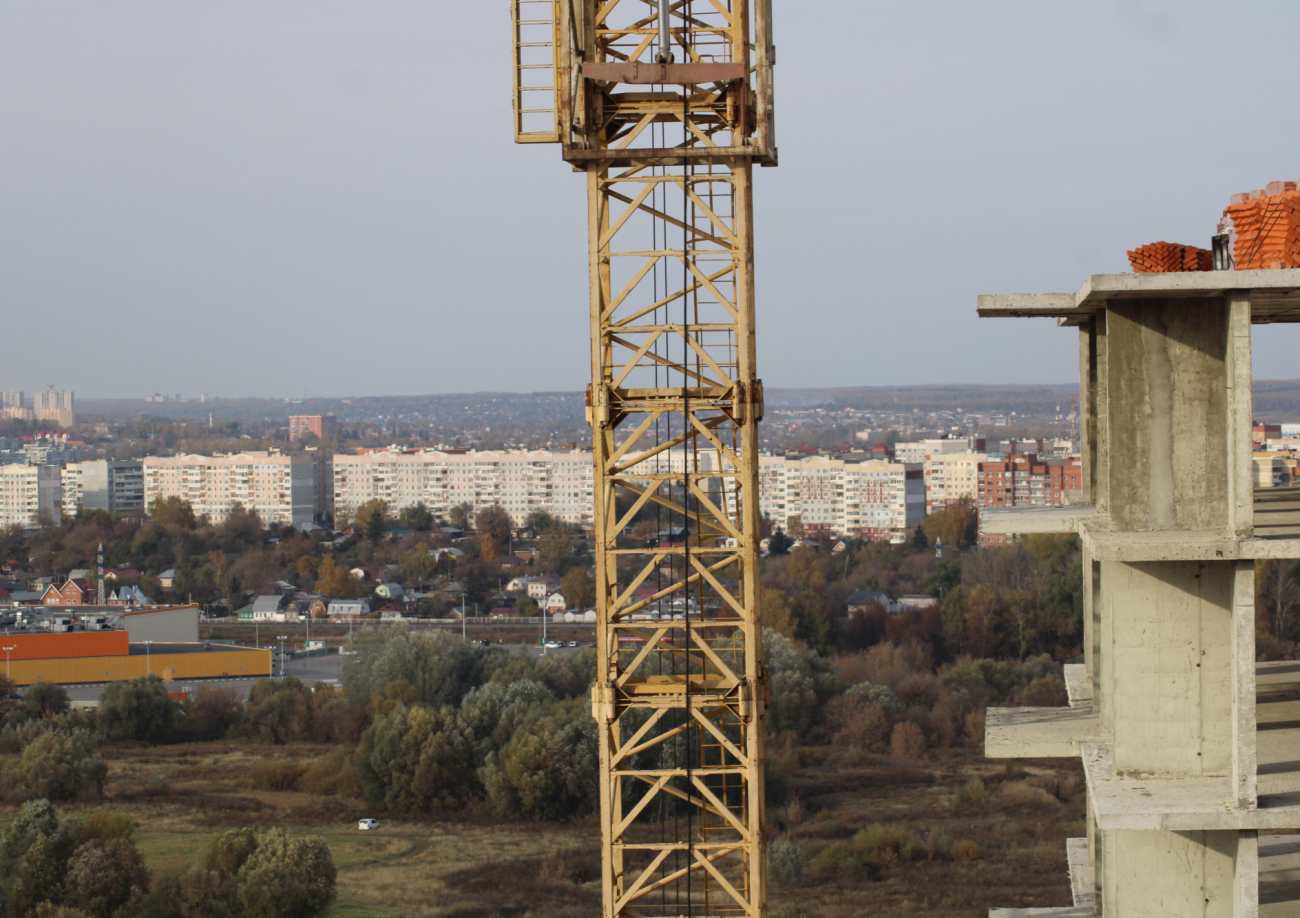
[{"left": 514, "top": 1, "right": 776, "bottom": 915}]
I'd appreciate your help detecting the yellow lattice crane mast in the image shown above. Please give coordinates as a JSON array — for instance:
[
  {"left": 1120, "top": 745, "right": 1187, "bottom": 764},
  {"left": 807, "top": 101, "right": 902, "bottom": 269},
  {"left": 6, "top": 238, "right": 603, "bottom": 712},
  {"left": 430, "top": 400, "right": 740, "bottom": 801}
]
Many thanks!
[{"left": 513, "top": 1, "right": 776, "bottom": 915}]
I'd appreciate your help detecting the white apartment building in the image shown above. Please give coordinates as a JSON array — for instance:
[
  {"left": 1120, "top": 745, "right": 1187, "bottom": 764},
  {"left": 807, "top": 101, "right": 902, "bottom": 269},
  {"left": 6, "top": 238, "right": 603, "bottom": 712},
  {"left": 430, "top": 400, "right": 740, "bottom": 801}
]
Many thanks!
[
  {"left": 893, "top": 437, "right": 983, "bottom": 464},
  {"left": 924, "top": 452, "right": 987, "bottom": 514},
  {"left": 333, "top": 449, "right": 595, "bottom": 528},
  {"left": 33, "top": 390, "right": 73, "bottom": 412},
  {"left": 62, "top": 460, "right": 145, "bottom": 516},
  {"left": 142, "top": 453, "right": 315, "bottom": 527},
  {"left": 0, "top": 392, "right": 23, "bottom": 410},
  {"left": 0, "top": 464, "right": 62, "bottom": 527},
  {"left": 758, "top": 453, "right": 924, "bottom": 542}
]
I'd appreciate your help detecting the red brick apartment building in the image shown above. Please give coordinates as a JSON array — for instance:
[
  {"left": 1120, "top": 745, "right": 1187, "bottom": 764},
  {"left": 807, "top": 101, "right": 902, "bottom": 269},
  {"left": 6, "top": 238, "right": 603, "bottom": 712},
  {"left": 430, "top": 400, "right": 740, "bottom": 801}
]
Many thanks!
[
  {"left": 288, "top": 414, "right": 338, "bottom": 442},
  {"left": 978, "top": 454, "right": 1082, "bottom": 546}
]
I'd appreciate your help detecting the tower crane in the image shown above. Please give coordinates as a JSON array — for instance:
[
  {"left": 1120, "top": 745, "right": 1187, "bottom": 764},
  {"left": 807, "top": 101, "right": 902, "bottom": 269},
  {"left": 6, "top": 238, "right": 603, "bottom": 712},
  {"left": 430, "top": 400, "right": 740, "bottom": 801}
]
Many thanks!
[{"left": 512, "top": 2, "right": 776, "bottom": 915}]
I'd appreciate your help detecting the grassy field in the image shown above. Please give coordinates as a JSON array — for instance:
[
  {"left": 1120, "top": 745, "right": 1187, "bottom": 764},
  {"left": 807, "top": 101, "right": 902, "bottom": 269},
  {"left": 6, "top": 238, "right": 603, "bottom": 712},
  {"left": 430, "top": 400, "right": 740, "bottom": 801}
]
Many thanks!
[{"left": 1, "top": 741, "right": 1083, "bottom": 918}]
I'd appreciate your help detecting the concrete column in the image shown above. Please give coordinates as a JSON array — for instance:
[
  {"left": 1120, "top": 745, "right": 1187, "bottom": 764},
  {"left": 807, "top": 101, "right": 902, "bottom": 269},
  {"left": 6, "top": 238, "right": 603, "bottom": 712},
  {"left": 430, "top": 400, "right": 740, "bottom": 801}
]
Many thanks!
[
  {"left": 1105, "top": 300, "right": 1230, "bottom": 532},
  {"left": 1231, "top": 560, "right": 1257, "bottom": 808},
  {"left": 1102, "top": 559, "right": 1234, "bottom": 776},
  {"left": 1226, "top": 292, "right": 1253, "bottom": 539},
  {"left": 1103, "top": 830, "right": 1244, "bottom": 917}
]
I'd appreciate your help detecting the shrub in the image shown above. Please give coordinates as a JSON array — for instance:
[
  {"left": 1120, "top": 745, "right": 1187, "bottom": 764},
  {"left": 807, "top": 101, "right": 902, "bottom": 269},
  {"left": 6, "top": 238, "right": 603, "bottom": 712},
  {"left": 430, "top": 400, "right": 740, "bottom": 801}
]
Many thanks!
[
  {"left": 842, "top": 681, "right": 902, "bottom": 715},
  {"left": 853, "top": 825, "right": 924, "bottom": 865},
  {"left": 889, "top": 722, "right": 927, "bottom": 760},
  {"left": 253, "top": 761, "right": 306, "bottom": 791},
  {"left": 767, "top": 838, "right": 805, "bottom": 886},
  {"left": 807, "top": 841, "right": 861, "bottom": 881},
  {"left": 480, "top": 699, "right": 598, "bottom": 821},
  {"left": 14, "top": 732, "right": 107, "bottom": 801},
  {"left": 1020, "top": 675, "right": 1068, "bottom": 707},
  {"left": 926, "top": 828, "right": 954, "bottom": 861},
  {"left": 236, "top": 828, "right": 337, "bottom": 918},
  {"left": 830, "top": 702, "right": 890, "bottom": 754},
  {"left": 299, "top": 747, "right": 361, "bottom": 797},
  {"left": 953, "top": 778, "right": 987, "bottom": 806},
  {"left": 953, "top": 840, "right": 983, "bottom": 861}
]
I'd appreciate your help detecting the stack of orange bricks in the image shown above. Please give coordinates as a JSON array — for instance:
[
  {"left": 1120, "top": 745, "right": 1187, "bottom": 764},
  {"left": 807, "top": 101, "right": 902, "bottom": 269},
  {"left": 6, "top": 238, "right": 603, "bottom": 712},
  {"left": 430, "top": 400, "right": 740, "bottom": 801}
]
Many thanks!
[
  {"left": 1223, "top": 181, "right": 1300, "bottom": 269},
  {"left": 1127, "top": 241, "right": 1212, "bottom": 273}
]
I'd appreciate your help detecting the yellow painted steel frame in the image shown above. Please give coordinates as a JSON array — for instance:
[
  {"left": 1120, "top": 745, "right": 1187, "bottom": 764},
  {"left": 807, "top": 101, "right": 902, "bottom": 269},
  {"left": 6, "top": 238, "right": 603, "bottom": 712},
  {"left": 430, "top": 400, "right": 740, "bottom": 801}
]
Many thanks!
[{"left": 514, "top": 1, "right": 775, "bottom": 914}]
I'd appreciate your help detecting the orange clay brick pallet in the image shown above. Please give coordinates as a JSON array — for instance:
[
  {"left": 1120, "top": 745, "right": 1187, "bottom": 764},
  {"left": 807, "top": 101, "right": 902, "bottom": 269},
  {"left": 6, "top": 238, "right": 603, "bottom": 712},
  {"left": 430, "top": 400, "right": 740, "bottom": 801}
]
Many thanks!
[
  {"left": 1127, "top": 241, "right": 1212, "bottom": 274},
  {"left": 1224, "top": 182, "right": 1300, "bottom": 270}
]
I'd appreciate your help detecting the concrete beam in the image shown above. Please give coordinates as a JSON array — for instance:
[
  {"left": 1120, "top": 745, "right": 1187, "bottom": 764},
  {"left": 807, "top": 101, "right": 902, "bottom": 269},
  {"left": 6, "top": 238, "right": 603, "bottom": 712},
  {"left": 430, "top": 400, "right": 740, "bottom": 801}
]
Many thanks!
[
  {"left": 1067, "top": 837, "right": 1095, "bottom": 911},
  {"left": 980, "top": 505, "right": 1096, "bottom": 535},
  {"left": 985, "top": 706, "right": 1101, "bottom": 758},
  {"left": 978, "top": 269, "right": 1300, "bottom": 324}
]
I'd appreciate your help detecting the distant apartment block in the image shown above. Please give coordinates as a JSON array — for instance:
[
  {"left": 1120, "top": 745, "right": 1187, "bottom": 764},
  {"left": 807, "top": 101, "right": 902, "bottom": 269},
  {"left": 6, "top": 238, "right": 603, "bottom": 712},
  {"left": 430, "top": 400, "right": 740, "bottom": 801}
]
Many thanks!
[
  {"left": 0, "top": 392, "right": 24, "bottom": 410},
  {"left": 289, "top": 414, "right": 338, "bottom": 442},
  {"left": 924, "top": 452, "right": 987, "bottom": 514},
  {"left": 977, "top": 454, "right": 1083, "bottom": 509},
  {"left": 62, "top": 460, "right": 145, "bottom": 516},
  {"left": 892, "top": 436, "right": 985, "bottom": 464},
  {"left": 0, "top": 464, "right": 61, "bottom": 527},
  {"left": 142, "top": 452, "right": 315, "bottom": 527},
  {"left": 758, "top": 452, "right": 925, "bottom": 542},
  {"left": 333, "top": 449, "right": 595, "bottom": 528},
  {"left": 32, "top": 390, "right": 74, "bottom": 428}
]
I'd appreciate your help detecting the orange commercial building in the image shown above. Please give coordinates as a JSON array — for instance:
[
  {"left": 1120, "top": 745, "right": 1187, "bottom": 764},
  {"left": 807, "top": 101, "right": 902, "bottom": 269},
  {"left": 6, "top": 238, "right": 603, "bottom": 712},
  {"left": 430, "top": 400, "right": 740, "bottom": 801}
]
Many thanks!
[{"left": 0, "top": 630, "right": 271, "bottom": 686}]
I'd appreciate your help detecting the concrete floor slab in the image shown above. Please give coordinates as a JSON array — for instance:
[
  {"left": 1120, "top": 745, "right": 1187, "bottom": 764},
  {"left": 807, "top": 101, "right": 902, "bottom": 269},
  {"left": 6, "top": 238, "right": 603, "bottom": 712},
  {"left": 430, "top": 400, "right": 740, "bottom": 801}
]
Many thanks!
[
  {"left": 988, "top": 909, "right": 1092, "bottom": 917},
  {"left": 1082, "top": 744, "right": 1300, "bottom": 831},
  {"left": 1260, "top": 834, "right": 1300, "bottom": 918},
  {"left": 1064, "top": 665, "right": 1092, "bottom": 709},
  {"left": 985, "top": 706, "right": 1100, "bottom": 758}
]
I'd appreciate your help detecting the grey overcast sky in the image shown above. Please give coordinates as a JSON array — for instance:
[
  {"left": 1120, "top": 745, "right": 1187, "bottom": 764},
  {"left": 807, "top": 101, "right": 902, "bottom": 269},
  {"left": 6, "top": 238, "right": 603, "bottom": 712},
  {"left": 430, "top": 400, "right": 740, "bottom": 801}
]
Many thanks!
[{"left": 3, "top": 1, "right": 1299, "bottom": 399}]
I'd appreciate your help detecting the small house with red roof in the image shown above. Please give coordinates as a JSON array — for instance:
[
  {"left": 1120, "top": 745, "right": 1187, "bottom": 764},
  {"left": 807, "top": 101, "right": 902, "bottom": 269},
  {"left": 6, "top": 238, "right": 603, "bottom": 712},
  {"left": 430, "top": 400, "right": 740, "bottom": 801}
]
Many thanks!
[{"left": 41, "top": 578, "right": 96, "bottom": 606}]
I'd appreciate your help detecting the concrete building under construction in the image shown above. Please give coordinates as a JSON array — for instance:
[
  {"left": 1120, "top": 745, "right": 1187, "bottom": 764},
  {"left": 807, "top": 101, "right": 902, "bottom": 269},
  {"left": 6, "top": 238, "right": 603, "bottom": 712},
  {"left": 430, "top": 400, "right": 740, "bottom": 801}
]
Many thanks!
[{"left": 979, "top": 268, "right": 1300, "bottom": 916}]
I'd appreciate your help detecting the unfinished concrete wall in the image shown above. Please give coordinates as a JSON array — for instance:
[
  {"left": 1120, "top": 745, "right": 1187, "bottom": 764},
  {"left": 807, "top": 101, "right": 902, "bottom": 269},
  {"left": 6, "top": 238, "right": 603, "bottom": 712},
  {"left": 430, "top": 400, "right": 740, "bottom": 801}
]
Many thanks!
[{"left": 1106, "top": 300, "right": 1230, "bottom": 532}]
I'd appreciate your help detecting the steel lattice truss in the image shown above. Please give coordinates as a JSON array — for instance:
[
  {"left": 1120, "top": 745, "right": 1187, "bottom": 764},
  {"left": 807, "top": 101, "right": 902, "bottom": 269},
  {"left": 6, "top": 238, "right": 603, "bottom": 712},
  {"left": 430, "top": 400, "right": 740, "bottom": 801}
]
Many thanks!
[{"left": 514, "top": 1, "right": 776, "bottom": 914}]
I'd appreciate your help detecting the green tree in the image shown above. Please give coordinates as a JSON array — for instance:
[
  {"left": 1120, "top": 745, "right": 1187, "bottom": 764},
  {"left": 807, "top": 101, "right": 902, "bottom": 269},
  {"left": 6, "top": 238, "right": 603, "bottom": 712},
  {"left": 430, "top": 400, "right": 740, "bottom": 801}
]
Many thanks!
[
  {"left": 355, "top": 703, "right": 477, "bottom": 810},
  {"left": 245, "top": 679, "right": 308, "bottom": 745},
  {"left": 560, "top": 568, "right": 595, "bottom": 611},
  {"left": 524, "top": 510, "right": 556, "bottom": 533},
  {"left": 99, "top": 675, "right": 180, "bottom": 744},
  {"left": 480, "top": 699, "right": 599, "bottom": 821},
  {"left": 767, "top": 528, "right": 793, "bottom": 556},
  {"left": 25, "top": 682, "right": 71, "bottom": 719},
  {"left": 150, "top": 496, "right": 197, "bottom": 530},
  {"left": 398, "top": 502, "right": 434, "bottom": 532},
  {"left": 354, "top": 499, "right": 390, "bottom": 541},
  {"left": 16, "top": 733, "right": 107, "bottom": 801},
  {"left": 399, "top": 548, "right": 437, "bottom": 587},
  {"left": 476, "top": 504, "right": 512, "bottom": 546},
  {"left": 64, "top": 838, "right": 149, "bottom": 918},
  {"left": 8, "top": 833, "right": 66, "bottom": 916},
  {"left": 236, "top": 829, "right": 336, "bottom": 918},
  {"left": 539, "top": 525, "right": 575, "bottom": 566},
  {"left": 448, "top": 503, "right": 472, "bottom": 530}
]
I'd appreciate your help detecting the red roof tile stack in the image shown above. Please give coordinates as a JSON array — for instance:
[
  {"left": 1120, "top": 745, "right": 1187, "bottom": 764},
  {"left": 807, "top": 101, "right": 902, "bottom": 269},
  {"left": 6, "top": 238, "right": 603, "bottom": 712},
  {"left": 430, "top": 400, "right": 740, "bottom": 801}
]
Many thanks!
[
  {"left": 1224, "top": 182, "right": 1300, "bottom": 269},
  {"left": 1127, "top": 241, "right": 1212, "bottom": 274}
]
